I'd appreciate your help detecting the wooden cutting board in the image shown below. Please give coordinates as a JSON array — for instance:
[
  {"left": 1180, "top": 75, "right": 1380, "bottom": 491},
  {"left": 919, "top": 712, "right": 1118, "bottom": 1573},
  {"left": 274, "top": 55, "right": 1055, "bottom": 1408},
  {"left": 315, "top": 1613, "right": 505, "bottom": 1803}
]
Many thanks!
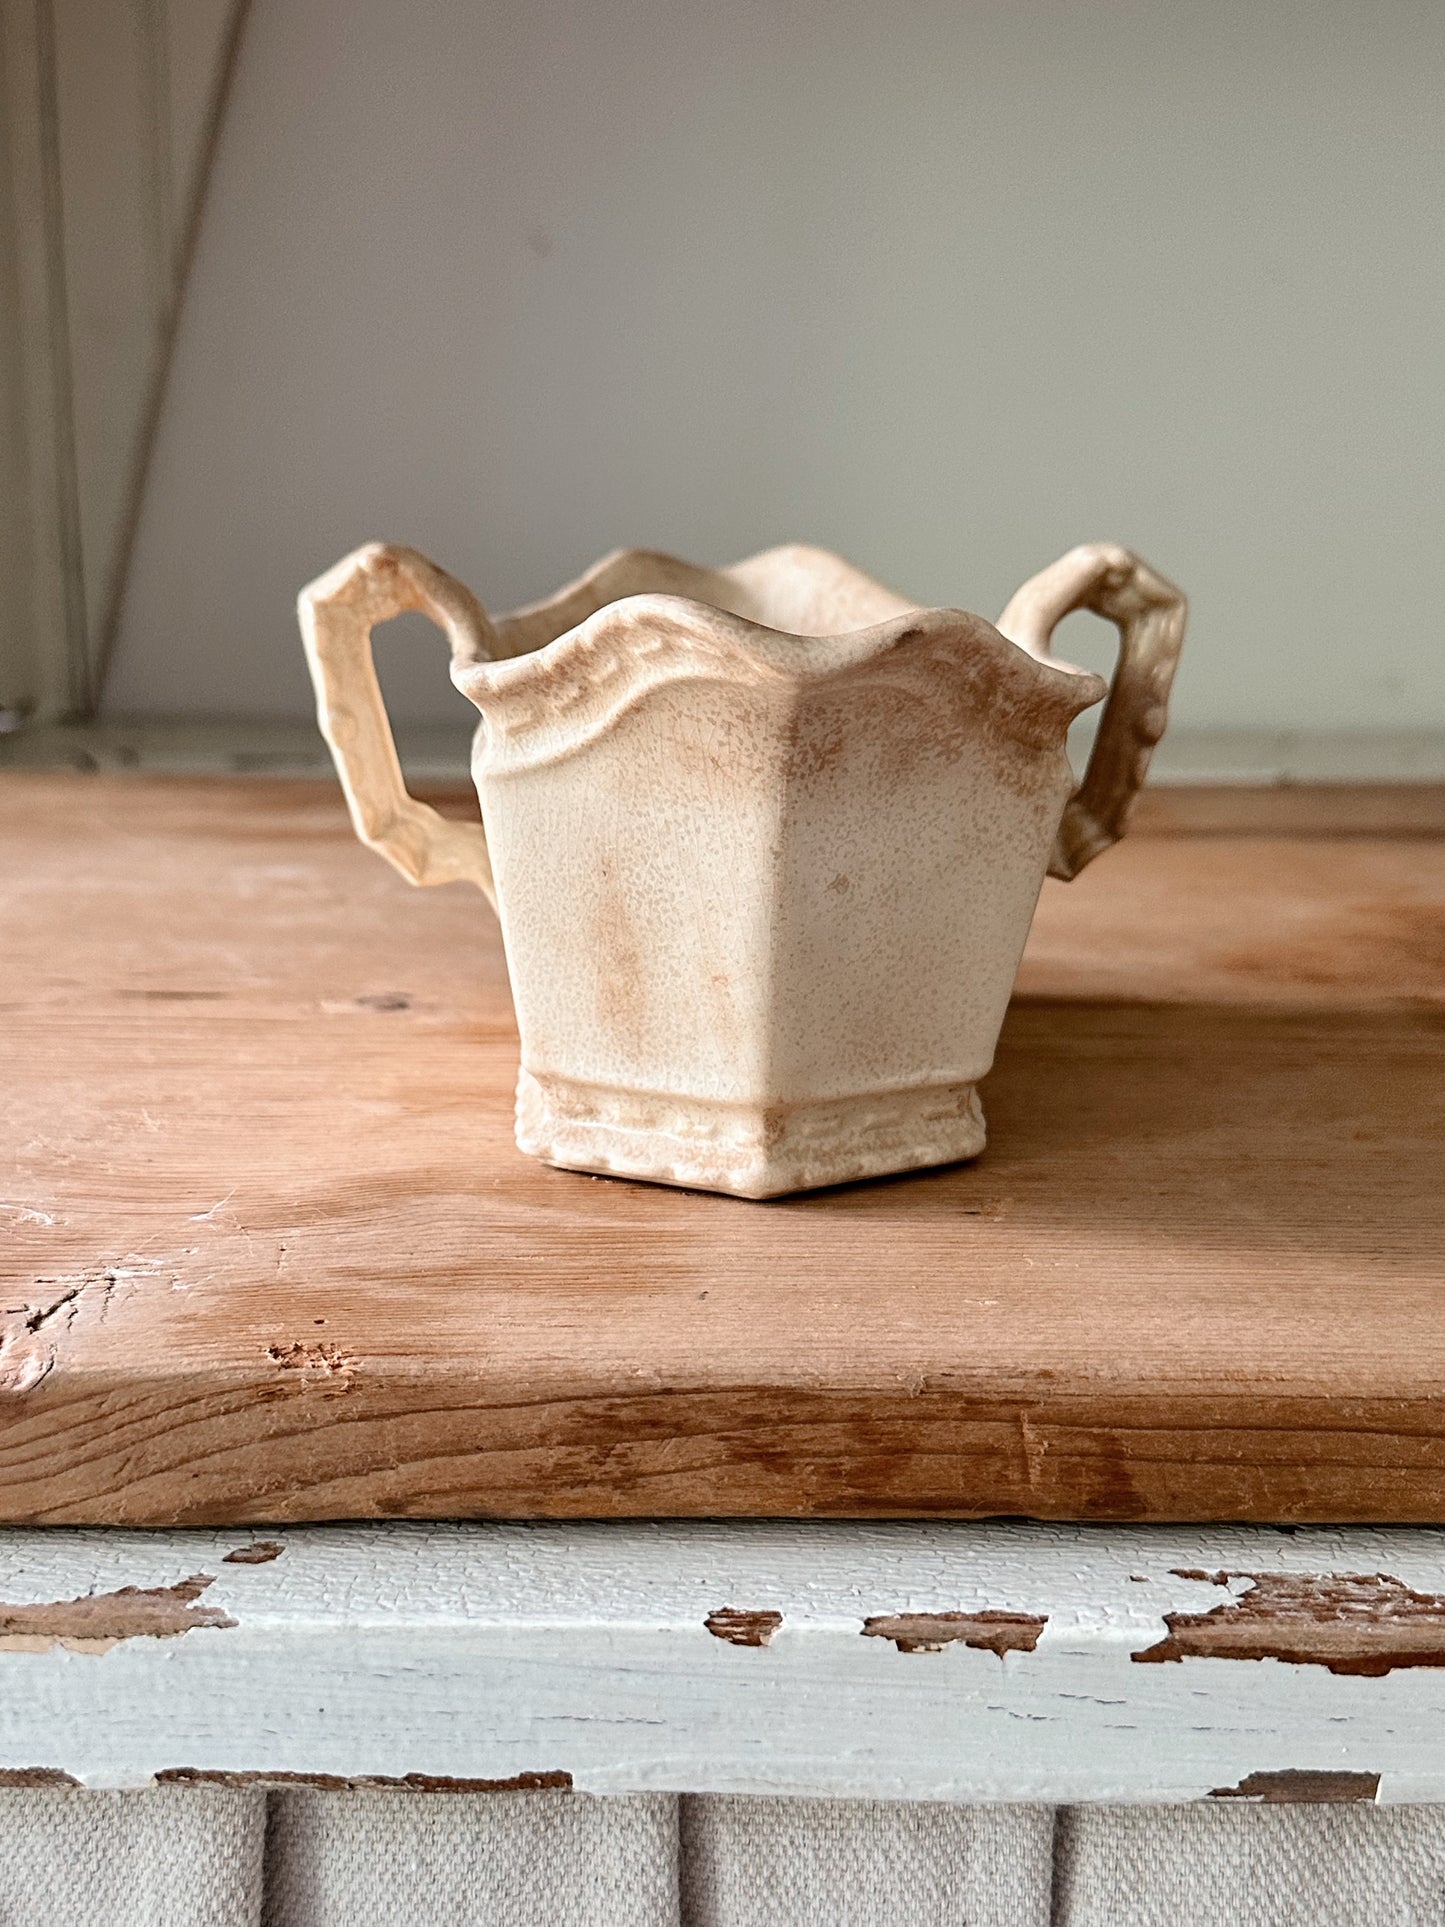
[{"left": 2, "top": 772, "right": 1442, "bottom": 1525}]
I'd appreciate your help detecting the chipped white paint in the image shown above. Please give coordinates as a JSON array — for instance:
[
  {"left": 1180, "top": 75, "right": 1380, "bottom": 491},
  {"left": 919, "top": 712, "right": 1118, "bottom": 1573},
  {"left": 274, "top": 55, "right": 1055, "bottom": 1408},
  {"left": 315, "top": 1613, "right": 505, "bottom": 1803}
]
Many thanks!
[{"left": 5, "top": 1523, "right": 1445, "bottom": 1801}]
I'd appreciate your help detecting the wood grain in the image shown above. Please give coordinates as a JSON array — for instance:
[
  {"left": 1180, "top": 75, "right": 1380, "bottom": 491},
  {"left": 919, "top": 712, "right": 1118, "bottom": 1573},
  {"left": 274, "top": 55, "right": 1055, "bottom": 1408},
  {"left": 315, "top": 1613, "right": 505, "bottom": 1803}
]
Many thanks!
[{"left": 2, "top": 772, "right": 1442, "bottom": 1524}]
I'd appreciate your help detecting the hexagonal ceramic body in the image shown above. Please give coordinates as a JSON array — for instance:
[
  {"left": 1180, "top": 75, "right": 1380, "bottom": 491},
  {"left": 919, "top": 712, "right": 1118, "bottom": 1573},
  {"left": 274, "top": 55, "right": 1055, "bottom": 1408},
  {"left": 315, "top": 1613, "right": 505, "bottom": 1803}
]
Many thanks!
[{"left": 300, "top": 542, "right": 1185, "bottom": 1197}]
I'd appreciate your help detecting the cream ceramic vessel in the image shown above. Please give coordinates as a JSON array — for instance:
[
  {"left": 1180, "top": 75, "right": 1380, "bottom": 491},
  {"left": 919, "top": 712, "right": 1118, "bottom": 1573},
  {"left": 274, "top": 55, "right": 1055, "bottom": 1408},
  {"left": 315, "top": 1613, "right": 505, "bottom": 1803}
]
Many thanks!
[{"left": 299, "top": 540, "right": 1185, "bottom": 1198}]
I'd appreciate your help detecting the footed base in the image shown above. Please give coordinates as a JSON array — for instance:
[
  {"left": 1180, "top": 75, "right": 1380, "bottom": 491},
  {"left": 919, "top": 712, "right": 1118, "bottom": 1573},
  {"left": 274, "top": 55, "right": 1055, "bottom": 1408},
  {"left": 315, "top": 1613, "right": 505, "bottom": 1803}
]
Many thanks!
[{"left": 515, "top": 1069, "right": 986, "bottom": 1199}]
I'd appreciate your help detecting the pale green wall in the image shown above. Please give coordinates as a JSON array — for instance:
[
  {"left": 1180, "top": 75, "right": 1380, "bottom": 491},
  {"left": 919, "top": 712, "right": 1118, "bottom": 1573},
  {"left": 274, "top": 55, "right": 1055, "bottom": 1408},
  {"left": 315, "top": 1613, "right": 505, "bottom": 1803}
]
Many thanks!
[{"left": 108, "top": 0, "right": 1445, "bottom": 735}]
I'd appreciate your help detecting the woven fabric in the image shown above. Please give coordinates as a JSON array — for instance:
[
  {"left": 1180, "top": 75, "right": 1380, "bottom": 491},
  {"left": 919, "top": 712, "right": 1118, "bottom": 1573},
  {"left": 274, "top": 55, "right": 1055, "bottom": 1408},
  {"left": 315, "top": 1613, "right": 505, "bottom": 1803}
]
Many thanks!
[
  {"left": 0, "top": 1786, "right": 265, "bottom": 1927},
  {"left": 1054, "top": 1804, "right": 1445, "bottom": 1927},
  {"left": 680, "top": 1796, "right": 1054, "bottom": 1927},
  {"left": 260, "top": 1788, "right": 680, "bottom": 1927},
  {"left": 7, "top": 1787, "right": 1445, "bottom": 1923}
]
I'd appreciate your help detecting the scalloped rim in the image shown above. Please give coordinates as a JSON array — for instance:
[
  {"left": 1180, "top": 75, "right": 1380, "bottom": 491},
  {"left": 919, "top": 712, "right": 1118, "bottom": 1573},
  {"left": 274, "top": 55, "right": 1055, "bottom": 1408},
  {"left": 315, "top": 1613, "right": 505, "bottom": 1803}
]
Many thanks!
[
  {"left": 489, "top": 543, "right": 917, "bottom": 656},
  {"left": 455, "top": 546, "right": 1106, "bottom": 772}
]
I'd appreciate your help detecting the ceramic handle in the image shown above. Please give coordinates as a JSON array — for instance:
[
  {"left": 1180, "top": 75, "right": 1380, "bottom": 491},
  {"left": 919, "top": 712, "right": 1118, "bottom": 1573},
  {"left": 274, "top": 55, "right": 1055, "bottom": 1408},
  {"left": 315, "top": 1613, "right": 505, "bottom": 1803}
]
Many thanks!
[
  {"left": 297, "top": 542, "right": 499, "bottom": 910},
  {"left": 997, "top": 543, "right": 1187, "bottom": 881}
]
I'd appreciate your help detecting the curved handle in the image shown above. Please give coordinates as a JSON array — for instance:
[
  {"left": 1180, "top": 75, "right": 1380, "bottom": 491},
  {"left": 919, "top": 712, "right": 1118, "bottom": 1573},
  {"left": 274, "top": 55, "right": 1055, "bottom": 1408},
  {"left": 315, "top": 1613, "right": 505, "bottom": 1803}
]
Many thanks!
[
  {"left": 998, "top": 543, "right": 1187, "bottom": 881},
  {"left": 298, "top": 543, "right": 499, "bottom": 909}
]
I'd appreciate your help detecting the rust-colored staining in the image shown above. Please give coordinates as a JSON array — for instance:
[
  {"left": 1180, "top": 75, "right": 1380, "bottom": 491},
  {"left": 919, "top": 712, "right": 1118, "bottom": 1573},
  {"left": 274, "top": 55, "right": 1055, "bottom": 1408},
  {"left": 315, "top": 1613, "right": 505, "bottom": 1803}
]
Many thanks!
[
  {"left": 0, "top": 1768, "right": 81, "bottom": 1787},
  {"left": 589, "top": 875, "right": 647, "bottom": 1059},
  {"left": 0, "top": 1573, "right": 236, "bottom": 1654},
  {"left": 784, "top": 704, "right": 852, "bottom": 784},
  {"left": 1135, "top": 1570, "right": 1445, "bottom": 1677},
  {"left": 705, "top": 1607, "right": 783, "bottom": 1648},
  {"left": 156, "top": 1768, "right": 572, "bottom": 1793},
  {"left": 862, "top": 1610, "right": 1047, "bottom": 1657},
  {"left": 1211, "top": 1769, "right": 1380, "bottom": 1804},
  {"left": 223, "top": 1542, "right": 283, "bottom": 1565}
]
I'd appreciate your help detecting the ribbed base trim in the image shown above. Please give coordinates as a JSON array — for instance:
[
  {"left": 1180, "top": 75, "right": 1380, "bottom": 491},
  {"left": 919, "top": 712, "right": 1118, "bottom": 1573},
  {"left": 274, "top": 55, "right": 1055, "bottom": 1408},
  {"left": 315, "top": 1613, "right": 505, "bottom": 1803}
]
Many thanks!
[{"left": 515, "top": 1069, "right": 987, "bottom": 1199}]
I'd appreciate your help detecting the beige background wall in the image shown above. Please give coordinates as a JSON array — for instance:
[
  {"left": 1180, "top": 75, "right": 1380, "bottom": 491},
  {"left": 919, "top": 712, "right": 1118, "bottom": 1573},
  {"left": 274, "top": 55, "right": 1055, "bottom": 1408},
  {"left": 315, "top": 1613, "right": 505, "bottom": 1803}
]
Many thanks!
[
  {"left": 106, "top": 0, "right": 1445, "bottom": 738},
  {"left": 0, "top": 0, "right": 240, "bottom": 723}
]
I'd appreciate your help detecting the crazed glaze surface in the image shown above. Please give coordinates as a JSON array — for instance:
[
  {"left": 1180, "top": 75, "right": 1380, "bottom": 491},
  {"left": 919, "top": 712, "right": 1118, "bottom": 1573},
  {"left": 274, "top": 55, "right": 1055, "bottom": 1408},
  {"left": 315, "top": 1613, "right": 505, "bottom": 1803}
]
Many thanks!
[{"left": 299, "top": 541, "right": 1185, "bottom": 1196}]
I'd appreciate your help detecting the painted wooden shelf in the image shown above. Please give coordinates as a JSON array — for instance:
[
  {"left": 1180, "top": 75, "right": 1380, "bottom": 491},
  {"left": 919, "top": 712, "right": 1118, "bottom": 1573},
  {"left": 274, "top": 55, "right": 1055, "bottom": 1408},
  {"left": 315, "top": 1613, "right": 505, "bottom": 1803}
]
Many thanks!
[
  {"left": 1, "top": 772, "right": 1442, "bottom": 1525},
  {"left": 6, "top": 1520, "right": 1445, "bottom": 1801}
]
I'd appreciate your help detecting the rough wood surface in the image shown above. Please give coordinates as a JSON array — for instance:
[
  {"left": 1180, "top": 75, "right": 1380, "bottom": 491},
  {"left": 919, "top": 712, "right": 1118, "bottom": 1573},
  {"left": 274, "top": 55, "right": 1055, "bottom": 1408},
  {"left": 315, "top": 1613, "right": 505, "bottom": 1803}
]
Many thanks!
[
  {"left": 6, "top": 1520, "right": 1445, "bottom": 1799},
  {"left": 2, "top": 772, "right": 1442, "bottom": 1525}
]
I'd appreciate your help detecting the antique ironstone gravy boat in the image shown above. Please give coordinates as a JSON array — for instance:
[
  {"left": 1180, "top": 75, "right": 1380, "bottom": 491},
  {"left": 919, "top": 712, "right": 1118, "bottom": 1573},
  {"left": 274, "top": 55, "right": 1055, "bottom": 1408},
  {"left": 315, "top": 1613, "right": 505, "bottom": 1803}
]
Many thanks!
[{"left": 300, "top": 539, "right": 1185, "bottom": 1198}]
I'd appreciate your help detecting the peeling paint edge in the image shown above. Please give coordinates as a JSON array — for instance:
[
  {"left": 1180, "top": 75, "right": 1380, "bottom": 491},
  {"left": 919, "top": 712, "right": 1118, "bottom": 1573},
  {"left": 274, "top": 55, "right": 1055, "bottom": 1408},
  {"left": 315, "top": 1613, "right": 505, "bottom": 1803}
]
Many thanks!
[
  {"left": 1210, "top": 1769, "right": 1381, "bottom": 1804},
  {"left": 0, "top": 1573, "right": 236, "bottom": 1653},
  {"left": 861, "top": 1610, "right": 1048, "bottom": 1657},
  {"left": 705, "top": 1607, "right": 783, "bottom": 1648},
  {"left": 154, "top": 1768, "right": 573, "bottom": 1794}
]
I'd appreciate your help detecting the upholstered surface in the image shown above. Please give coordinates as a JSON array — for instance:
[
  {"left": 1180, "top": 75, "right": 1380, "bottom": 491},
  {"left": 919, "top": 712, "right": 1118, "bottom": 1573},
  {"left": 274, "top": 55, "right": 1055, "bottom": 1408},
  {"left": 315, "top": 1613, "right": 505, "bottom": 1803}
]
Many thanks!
[{"left": 3, "top": 1790, "right": 1443, "bottom": 1926}]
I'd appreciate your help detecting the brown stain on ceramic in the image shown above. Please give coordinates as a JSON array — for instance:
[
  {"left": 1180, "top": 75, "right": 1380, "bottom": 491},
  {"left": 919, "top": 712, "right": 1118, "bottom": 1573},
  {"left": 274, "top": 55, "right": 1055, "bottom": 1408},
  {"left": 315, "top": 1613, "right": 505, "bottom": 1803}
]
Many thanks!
[
  {"left": 1134, "top": 1571, "right": 1445, "bottom": 1676},
  {"left": 705, "top": 1606, "right": 783, "bottom": 1647},
  {"left": 299, "top": 538, "right": 1176, "bottom": 1199},
  {"left": 862, "top": 1609, "right": 1047, "bottom": 1657},
  {"left": 1210, "top": 1769, "right": 1380, "bottom": 1803},
  {"left": 588, "top": 862, "right": 648, "bottom": 1057},
  {"left": 657, "top": 679, "right": 781, "bottom": 790},
  {"left": 156, "top": 1767, "right": 572, "bottom": 1793},
  {"left": 782, "top": 627, "right": 1088, "bottom": 803},
  {"left": 0, "top": 1768, "right": 82, "bottom": 1787},
  {"left": 0, "top": 1574, "right": 236, "bottom": 1653},
  {"left": 223, "top": 1542, "right": 283, "bottom": 1565}
]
